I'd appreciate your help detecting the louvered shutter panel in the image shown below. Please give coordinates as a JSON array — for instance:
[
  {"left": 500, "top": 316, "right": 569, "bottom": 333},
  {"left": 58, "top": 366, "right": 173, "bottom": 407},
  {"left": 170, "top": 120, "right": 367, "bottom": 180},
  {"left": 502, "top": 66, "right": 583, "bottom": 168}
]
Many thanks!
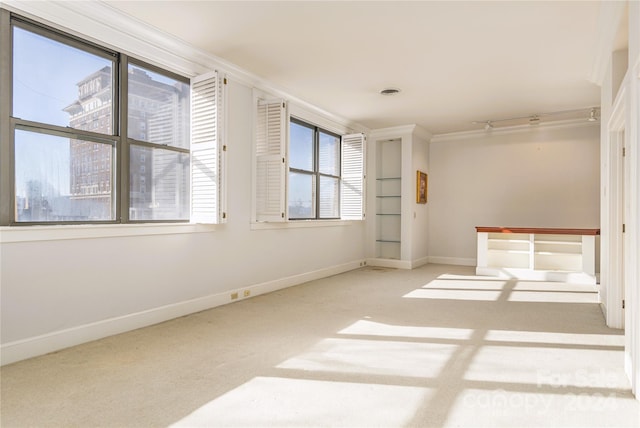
[
  {"left": 191, "top": 71, "right": 224, "bottom": 224},
  {"left": 255, "top": 98, "right": 286, "bottom": 222},
  {"left": 341, "top": 133, "right": 365, "bottom": 220}
]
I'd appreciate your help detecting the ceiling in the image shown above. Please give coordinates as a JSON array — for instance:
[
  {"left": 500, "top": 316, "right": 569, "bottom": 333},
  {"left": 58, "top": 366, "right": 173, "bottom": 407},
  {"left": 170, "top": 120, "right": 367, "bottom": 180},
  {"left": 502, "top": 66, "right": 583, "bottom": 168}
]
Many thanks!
[{"left": 104, "top": 1, "right": 604, "bottom": 135}]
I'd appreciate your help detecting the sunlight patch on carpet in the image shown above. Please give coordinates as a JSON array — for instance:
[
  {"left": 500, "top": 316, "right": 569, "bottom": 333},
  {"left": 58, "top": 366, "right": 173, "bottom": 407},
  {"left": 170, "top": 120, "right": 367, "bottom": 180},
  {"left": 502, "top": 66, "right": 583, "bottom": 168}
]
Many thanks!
[
  {"left": 170, "top": 377, "right": 432, "bottom": 427},
  {"left": 338, "top": 320, "right": 474, "bottom": 340}
]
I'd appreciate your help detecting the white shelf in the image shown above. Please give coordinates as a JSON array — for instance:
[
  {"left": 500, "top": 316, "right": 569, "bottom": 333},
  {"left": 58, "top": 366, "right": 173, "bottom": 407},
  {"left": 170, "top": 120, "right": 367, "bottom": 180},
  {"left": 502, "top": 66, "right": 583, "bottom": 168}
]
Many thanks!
[
  {"left": 488, "top": 249, "right": 530, "bottom": 254},
  {"left": 534, "top": 240, "right": 581, "bottom": 245},
  {"left": 375, "top": 139, "right": 402, "bottom": 260},
  {"left": 476, "top": 228, "right": 598, "bottom": 284}
]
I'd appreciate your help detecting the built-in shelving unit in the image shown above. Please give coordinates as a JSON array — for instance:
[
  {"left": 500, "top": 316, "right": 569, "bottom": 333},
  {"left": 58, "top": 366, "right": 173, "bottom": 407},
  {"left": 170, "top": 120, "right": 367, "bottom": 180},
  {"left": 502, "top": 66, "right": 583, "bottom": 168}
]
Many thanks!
[
  {"left": 476, "top": 227, "right": 600, "bottom": 284},
  {"left": 375, "top": 139, "right": 402, "bottom": 259},
  {"left": 367, "top": 125, "right": 430, "bottom": 269}
]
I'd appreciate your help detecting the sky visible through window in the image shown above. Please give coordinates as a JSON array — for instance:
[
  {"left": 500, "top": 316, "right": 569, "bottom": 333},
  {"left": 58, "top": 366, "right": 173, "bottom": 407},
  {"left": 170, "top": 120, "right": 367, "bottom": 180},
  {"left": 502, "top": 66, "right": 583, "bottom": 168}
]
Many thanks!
[
  {"left": 288, "top": 121, "right": 341, "bottom": 218},
  {"left": 13, "top": 26, "right": 113, "bottom": 198},
  {"left": 12, "top": 26, "right": 181, "bottom": 198},
  {"left": 289, "top": 122, "right": 314, "bottom": 217}
]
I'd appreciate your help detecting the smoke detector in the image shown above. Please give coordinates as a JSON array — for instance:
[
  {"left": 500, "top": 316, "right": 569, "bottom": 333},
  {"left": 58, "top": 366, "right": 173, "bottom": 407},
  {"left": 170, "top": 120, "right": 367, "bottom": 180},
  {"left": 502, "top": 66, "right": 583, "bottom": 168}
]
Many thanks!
[{"left": 380, "top": 88, "right": 401, "bottom": 96}]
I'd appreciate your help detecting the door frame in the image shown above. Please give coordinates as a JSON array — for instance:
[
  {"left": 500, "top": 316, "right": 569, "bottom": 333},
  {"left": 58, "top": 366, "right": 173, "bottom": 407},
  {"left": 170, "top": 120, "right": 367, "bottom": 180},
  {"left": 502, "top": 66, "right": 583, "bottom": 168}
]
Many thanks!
[{"left": 604, "top": 85, "right": 626, "bottom": 329}]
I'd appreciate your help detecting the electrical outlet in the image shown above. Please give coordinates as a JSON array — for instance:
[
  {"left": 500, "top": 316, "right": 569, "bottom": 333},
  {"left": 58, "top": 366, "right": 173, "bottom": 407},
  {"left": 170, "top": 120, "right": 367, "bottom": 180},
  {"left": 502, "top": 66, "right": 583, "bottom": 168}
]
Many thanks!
[
  {"left": 231, "top": 292, "right": 238, "bottom": 300},
  {"left": 244, "top": 290, "right": 251, "bottom": 298}
]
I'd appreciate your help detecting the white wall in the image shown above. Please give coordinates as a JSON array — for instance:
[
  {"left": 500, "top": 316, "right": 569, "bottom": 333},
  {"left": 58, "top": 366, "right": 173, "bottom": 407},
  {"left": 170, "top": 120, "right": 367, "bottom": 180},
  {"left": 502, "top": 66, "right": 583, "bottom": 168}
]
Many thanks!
[
  {"left": 0, "top": 80, "right": 366, "bottom": 364},
  {"left": 629, "top": 0, "right": 640, "bottom": 398},
  {"left": 428, "top": 123, "right": 601, "bottom": 265},
  {"left": 411, "top": 133, "right": 430, "bottom": 266}
]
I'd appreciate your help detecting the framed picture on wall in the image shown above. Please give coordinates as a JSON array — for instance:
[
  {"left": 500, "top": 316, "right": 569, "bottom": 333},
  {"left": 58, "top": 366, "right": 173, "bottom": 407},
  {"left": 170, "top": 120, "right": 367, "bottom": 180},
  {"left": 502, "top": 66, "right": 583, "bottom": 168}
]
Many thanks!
[{"left": 416, "top": 170, "right": 427, "bottom": 204}]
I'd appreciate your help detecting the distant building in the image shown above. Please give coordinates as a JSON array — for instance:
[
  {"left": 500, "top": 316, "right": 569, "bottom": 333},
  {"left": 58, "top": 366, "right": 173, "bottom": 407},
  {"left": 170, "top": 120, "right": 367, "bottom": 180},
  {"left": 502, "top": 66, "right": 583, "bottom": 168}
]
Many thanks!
[{"left": 64, "top": 66, "right": 189, "bottom": 221}]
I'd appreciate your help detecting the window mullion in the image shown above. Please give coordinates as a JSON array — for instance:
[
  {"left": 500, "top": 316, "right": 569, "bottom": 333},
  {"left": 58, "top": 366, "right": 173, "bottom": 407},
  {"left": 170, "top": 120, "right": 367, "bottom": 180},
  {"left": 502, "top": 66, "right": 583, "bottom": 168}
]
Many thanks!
[
  {"left": 314, "top": 125, "right": 320, "bottom": 219},
  {"left": 289, "top": 167, "right": 314, "bottom": 174},
  {"left": 119, "top": 54, "right": 129, "bottom": 223},
  {"left": 13, "top": 118, "right": 117, "bottom": 144},
  {"left": 319, "top": 172, "right": 340, "bottom": 179},
  {"left": 128, "top": 138, "right": 190, "bottom": 154},
  {"left": 0, "top": 9, "right": 13, "bottom": 225}
]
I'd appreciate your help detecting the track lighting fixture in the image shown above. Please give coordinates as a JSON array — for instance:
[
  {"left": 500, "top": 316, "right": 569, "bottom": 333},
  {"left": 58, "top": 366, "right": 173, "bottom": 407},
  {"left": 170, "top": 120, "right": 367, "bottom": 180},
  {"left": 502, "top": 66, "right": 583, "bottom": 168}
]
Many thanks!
[{"left": 472, "top": 107, "right": 599, "bottom": 130}]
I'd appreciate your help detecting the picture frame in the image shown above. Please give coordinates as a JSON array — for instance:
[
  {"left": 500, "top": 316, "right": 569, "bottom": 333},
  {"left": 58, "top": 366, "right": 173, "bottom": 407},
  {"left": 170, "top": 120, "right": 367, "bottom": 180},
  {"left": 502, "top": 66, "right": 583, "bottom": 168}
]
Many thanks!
[{"left": 416, "top": 170, "right": 427, "bottom": 204}]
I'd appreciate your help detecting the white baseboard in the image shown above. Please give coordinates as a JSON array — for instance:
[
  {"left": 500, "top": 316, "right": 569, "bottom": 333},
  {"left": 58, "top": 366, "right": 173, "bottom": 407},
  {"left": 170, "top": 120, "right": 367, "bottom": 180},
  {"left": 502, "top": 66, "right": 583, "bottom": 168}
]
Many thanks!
[
  {"left": 600, "top": 302, "right": 608, "bottom": 321},
  {"left": 366, "top": 257, "right": 470, "bottom": 269},
  {"left": 366, "top": 258, "right": 412, "bottom": 269},
  {"left": 1, "top": 260, "right": 364, "bottom": 366},
  {"left": 427, "top": 256, "right": 476, "bottom": 266},
  {"left": 411, "top": 256, "right": 430, "bottom": 269}
]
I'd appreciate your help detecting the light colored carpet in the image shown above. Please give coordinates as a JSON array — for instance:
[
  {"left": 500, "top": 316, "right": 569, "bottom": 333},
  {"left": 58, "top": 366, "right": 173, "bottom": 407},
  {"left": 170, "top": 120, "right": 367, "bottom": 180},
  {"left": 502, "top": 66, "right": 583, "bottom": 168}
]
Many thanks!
[{"left": 1, "top": 264, "right": 639, "bottom": 427}]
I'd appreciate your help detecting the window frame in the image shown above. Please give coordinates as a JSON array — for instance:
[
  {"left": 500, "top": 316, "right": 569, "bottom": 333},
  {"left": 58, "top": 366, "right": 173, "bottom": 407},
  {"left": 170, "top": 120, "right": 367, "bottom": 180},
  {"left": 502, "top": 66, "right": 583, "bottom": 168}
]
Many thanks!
[
  {"left": 252, "top": 91, "right": 365, "bottom": 226},
  {"left": 1, "top": 11, "right": 193, "bottom": 226},
  {"left": 124, "top": 58, "right": 191, "bottom": 223},
  {"left": 288, "top": 117, "right": 341, "bottom": 221}
]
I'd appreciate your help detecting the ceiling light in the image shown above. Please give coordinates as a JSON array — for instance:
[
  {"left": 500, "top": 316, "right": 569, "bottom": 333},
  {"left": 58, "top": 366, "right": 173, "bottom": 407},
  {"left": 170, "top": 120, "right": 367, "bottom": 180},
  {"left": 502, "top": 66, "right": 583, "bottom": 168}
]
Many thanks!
[
  {"left": 380, "top": 88, "right": 401, "bottom": 96},
  {"left": 472, "top": 107, "right": 599, "bottom": 129}
]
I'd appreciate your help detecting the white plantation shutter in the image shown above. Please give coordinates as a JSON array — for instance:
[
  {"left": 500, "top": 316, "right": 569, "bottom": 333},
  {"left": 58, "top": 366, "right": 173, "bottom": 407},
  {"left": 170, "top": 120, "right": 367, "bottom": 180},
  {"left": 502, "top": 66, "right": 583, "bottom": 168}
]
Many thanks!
[
  {"left": 255, "top": 98, "right": 287, "bottom": 222},
  {"left": 341, "top": 133, "right": 365, "bottom": 220},
  {"left": 191, "top": 71, "right": 225, "bottom": 224}
]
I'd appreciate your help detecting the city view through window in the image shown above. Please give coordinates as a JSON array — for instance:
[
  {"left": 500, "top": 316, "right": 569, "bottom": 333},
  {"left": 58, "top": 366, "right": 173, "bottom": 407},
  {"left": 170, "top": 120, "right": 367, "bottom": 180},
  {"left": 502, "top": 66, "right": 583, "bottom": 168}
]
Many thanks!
[
  {"left": 13, "top": 25, "right": 190, "bottom": 223},
  {"left": 288, "top": 120, "right": 341, "bottom": 219}
]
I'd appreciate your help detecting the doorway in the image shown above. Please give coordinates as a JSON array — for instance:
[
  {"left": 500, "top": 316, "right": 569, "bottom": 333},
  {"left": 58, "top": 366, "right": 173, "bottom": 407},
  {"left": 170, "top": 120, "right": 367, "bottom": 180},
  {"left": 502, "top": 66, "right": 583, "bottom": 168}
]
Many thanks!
[{"left": 606, "top": 96, "right": 626, "bottom": 330}]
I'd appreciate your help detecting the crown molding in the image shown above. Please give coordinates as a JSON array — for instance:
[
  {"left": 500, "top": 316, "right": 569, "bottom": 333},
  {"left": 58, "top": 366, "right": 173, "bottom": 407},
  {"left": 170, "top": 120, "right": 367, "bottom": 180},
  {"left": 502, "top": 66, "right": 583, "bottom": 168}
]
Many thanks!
[
  {"left": 0, "top": 0, "right": 367, "bottom": 134},
  {"left": 369, "top": 124, "right": 432, "bottom": 141}
]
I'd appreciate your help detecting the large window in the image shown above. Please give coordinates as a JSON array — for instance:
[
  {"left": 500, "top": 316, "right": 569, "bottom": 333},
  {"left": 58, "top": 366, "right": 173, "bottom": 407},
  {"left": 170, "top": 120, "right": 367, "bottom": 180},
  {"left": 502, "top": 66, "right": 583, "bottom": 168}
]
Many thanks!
[
  {"left": 289, "top": 119, "right": 341, "bottom": 219},
  {"left": 1, "top": 12, "right": 194, "bottom": 225}
]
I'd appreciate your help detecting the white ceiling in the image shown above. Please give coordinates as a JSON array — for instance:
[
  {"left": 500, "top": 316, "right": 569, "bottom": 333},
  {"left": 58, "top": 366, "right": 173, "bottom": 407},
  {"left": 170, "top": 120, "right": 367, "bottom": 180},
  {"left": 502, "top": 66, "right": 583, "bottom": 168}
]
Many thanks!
[{"left": 105, "top": 0, "right": 604, "bottom": 134}]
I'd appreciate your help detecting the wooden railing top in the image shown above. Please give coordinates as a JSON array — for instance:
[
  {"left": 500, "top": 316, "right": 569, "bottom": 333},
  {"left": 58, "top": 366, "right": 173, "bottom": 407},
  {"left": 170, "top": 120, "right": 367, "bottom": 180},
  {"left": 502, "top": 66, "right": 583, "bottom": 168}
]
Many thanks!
[{"left": 475, "top": 227, "right": 600, "bottom": 236}]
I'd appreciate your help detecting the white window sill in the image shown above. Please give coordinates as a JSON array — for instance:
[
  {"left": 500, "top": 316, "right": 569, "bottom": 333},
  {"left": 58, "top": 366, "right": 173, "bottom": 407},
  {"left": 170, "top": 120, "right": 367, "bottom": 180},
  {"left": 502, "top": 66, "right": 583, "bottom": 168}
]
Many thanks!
[
  {"left": 250, "top": 219, "right": 361, "bottom": 230},
  {"left": 0, "top": 222, "right": 220, "bottom": 243}
]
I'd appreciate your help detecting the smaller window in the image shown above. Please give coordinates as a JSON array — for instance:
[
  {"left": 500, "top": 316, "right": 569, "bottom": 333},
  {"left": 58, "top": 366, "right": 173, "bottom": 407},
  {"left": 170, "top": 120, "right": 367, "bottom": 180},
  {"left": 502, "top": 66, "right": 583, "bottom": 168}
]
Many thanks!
[{"left": 288, "top": 118, "right": 341, "bottom": 220}]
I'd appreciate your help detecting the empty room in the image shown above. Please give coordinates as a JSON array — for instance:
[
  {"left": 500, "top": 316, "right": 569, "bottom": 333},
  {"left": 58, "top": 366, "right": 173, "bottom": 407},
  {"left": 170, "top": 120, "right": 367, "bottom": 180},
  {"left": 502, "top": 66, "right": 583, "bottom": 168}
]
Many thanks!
[{"left": 1, "top": 1, "right": 639, "bottom": 427}]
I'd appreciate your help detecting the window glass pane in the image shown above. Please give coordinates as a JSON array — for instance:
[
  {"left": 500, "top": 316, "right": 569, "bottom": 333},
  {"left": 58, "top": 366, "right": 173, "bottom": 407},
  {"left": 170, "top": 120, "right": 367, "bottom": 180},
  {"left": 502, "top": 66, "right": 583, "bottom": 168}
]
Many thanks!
[
  {"left": 319, "top": 176, "right": 340, "bottom": 218},
  {"left": 128, "top": 65, "right": 190, "bottom": 149},
  {"left": 13, "top": 27, "right": 114, "bottom": 134},
  {"left": 289, "top": 121, "right": 314, "bottom": 171},
  {"left": 15, "top": 129, "right": 114, "bottom": 222},
  {"left": 129, "top": 145, "right": 190, "bottom": 221},
  {"left": 319, "top": 132, "right": 340, "bottom": 176},
  {"left": 288, "top": 172, "right": 315, "bottom": 219}
]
